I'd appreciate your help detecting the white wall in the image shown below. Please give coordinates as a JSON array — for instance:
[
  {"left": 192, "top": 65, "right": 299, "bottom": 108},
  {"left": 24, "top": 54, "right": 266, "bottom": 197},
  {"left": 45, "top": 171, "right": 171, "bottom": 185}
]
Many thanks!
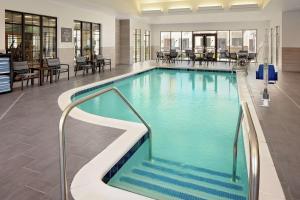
[
  {"left": 151, "top": 21, "right": 270, "bottom": 63},
  {"left": 0, "top": 0, "right": 116, "bottom": 71},
  {"left": 282, "top": 10, "right": 300, "bottom": 48}
]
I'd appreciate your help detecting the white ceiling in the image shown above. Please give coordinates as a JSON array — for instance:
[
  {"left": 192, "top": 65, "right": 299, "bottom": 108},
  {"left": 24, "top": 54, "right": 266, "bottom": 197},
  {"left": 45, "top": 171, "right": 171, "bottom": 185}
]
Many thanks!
[{"left": 51, "top": 0, "right": 300, "bottom": 16}]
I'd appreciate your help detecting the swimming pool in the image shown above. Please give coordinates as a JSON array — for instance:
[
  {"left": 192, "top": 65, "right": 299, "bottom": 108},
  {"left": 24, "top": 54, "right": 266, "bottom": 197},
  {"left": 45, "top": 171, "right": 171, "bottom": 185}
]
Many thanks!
[{"left": 73, "top": 68, "right": 248, "bottom": 200}]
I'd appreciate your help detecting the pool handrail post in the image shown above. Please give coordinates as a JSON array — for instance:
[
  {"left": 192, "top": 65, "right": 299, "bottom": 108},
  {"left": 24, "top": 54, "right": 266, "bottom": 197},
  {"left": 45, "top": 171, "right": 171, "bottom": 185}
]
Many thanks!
[
  {"left": 58, "top": 87, "right": 152, "bottom": 200},
  {"left": 232, "top": 105, "right": 243, "bottom": 182},
  {"left": 232, "top": 102, "right": 260, "bottom": 200}
]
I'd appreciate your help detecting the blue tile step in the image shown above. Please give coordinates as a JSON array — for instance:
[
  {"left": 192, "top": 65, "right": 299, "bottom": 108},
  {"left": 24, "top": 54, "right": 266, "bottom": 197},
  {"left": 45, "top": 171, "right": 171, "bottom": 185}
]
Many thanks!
[
  {"left": 141, "top": 161, "right": 243, "bottom": 191},
  {"left": 128, "top": 168, "right": 246, "bottom": 200},
  {"left": 152, "top": 157, "right": 239, "bottom": 180},
  {"left": 119, "top": 176, "right": 207, "bottom": 200}
]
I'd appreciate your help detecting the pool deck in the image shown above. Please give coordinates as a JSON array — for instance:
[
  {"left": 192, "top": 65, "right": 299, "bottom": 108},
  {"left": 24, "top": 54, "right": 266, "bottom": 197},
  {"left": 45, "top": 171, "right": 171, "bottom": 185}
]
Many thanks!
[{"left": 0, "top": 61, "right": 299, "bottom": 200}]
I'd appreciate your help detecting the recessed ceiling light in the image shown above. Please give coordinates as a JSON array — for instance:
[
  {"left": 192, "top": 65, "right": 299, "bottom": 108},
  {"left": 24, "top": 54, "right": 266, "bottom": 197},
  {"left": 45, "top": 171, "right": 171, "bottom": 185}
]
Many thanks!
[
  {"left": 198, "top": 5, "right": 223, "bottom": 11},
  {"left": 168, "top": 8, "right": 192, "bottom": 14},
  {"left": 231, "top": 3, "right": 259, "bottom": 9},
  {"left": 141, "top": 9, "right": 163, "bottom": 15}
]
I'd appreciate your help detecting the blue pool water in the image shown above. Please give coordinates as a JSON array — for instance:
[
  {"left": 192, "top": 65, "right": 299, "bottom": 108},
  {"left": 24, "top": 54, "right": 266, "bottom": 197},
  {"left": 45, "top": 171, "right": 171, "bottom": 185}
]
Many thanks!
[{"left": 73, "top": 69, "right": 248, "bottom": 200}]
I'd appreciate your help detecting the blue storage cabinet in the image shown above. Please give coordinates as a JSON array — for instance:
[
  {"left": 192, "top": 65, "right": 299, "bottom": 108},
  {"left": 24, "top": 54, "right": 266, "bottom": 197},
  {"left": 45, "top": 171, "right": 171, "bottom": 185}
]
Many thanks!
[{"left": 0, "top": 55, "right": 13, "bottom": 94}]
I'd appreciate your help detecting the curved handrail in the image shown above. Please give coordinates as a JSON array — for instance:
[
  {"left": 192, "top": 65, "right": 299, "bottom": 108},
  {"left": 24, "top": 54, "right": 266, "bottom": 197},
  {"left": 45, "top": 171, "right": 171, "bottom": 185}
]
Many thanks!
[
  {"left": 58, "top": 87, "right": 152, "bottom": 200},
  {"left": 232, "top": 102, "right": 260, "bottom": 200}
]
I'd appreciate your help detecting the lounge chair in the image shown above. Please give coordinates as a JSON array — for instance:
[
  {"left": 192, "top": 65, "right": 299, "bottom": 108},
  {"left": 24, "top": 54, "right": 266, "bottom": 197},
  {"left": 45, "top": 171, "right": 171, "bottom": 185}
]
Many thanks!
[
  {"left": 46, "top": 58, "right": 70, "bottom": 81},
  {"left": 75, "top": 57, "right": 95, "bottom": 76},
  {"left": 13, "top": 61, "right": 39, "bottom": 90}
]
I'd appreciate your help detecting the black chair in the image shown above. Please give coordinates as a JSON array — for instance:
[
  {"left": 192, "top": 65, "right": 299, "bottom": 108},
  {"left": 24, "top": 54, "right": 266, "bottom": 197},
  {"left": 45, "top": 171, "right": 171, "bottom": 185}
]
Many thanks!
[
  {"left": 169, "top": 50, "right": 178, "bottom": 63},
  {"left": 204, "top": 52, "right": 215, "bottom": 66},
  {"left": 75, "top": 57, "right": 95, "bottom": 76},
  {"left": 46, "top": 58, "right": 69, "bottom": 81},
  {"left": 13, "top": 61, "right": 39, "bottom": 90},
  {"left": 95, "top": 55, "right": 112, "bottom": 72},
  {"left": 230, "top": 53, "right": 238, "bottom": 63},
  {"left": 219, "top": 50, "right": 230, "bottom": 63},
  {"left": 248, "top": 53, "right": 257, "bottom": 63},
  {"left": 156, "top": 52, "right": 164, "bottom": 63}
]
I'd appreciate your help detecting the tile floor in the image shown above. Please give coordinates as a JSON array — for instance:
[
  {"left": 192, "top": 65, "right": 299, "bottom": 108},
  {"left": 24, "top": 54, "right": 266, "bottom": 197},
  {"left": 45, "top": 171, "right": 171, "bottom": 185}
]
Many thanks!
[{"left": 0, "top": 61, "right": 299, "bottom": 200}]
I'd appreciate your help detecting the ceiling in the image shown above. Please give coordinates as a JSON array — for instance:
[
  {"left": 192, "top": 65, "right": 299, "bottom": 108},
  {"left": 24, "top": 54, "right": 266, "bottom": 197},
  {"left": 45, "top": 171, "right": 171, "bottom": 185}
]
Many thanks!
[
  {"left": 139, "top": 0, "right": 270, "bottom": 13},
  {"left": 51, "top": 0, "right": 300, "bottom": 16}
]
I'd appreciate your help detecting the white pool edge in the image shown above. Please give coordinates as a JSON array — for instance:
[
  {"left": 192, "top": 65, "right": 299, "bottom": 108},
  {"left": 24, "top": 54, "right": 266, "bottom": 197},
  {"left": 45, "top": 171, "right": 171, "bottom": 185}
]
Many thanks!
[
  {"left": 57, "top": 67, "right": 285, "bottom": 200},
  {"left": 236, "top": 70, "right": 286, "bottom": 200}
]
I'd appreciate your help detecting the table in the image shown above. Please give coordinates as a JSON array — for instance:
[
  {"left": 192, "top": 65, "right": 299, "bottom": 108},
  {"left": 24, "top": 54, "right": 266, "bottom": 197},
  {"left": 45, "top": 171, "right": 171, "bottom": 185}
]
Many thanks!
[{"left": 29, "top": 66, "right": 55, "bottom": 86}]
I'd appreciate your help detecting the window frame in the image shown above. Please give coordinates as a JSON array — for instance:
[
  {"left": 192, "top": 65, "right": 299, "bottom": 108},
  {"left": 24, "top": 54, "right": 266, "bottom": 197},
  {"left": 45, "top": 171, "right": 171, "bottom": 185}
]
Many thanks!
[
  {"left": 74, "top": 20, "right": 102, "bottom": 60},
  {"left": 5, "top": 10, "right": 57, "bottom": 66}
]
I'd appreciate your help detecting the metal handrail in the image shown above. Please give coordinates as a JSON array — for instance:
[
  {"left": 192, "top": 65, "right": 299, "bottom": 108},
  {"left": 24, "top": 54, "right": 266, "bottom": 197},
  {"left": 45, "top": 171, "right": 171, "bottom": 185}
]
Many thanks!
[
  {"left": 58, "top": 87, "right": 152, "bottom": 200},
  {"left": 232, "top": 102, "right": 260, "bottom": 200}
]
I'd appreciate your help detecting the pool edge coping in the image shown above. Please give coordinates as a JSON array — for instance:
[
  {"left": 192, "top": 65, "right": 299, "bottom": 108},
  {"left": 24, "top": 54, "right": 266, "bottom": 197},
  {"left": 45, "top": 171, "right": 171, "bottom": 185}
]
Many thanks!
[
  {"left": 236, "top": 70, "right": 286, "bottom": 200},
  {"left": 57, "top": 66, "right": 285, "bottom": 200}
]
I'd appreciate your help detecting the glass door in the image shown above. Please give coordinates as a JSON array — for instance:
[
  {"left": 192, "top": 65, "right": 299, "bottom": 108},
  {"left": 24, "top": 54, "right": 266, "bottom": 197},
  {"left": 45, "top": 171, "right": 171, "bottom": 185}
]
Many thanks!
[
  {"left": 193, "top": 34, "right": 217, "bottom": 60},
  {"left": 193, "top": 35, "right": 204, "bottom": 54}
]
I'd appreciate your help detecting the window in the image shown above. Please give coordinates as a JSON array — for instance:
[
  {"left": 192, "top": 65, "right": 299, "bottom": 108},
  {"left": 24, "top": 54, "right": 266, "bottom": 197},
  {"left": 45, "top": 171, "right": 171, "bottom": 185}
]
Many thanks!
[
  {"left": 73, "top": 21, "right": 101, "bottom": 60},
  {"left": 134, "top": 29, "right": 141, "bottom": 63},
  {"left": 217, "top": 31, "right": 229, "bottom": 56},
  {"left": 5, "top": 11, "right": 22, "bottom": 61},
  {"left": 5, "top": 10, "right": 57, "bottom": 66},
  {"left": 92, "top": 24, "right": 101, "bottom": 56},
  {"left": 24, "top": 14, "right": 41, "bottom": 66},
  {"left": 42, "top": 16, "right": 57, "bottom": 59},
  {"left": 144, "top": 30, "right": 151, "bottom": 61},
  {"left": 230, "top": 31, "right": 243, "bottom": 53},
  {"left": 171, "top": 32, "right": 181, "bottom": 52},
  {"left": 82, "top": 22, "right": 91, "bottom": 59},
  {"left": 160, "top": 32, "right": 171, "bottom": 52},
  {"left": 74, "top": 22, "right": 81, "bottom": 57},
  {"left": 243, "top": 30, "right": 257, "bottom": 53},
  {"left": 181, "top": 32, "right": 192, "bottom": 60}
]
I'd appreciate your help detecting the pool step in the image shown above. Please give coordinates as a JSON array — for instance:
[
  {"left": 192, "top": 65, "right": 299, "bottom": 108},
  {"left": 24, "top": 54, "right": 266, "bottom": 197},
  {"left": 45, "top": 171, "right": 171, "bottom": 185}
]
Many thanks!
[
  {"left": 141, "top": 161, "right": 243, "bottom": 191},
  {"left": 110, "top": 158, "right": 247, "bottom": 200},
  {"left": 152, "top": 157, "right": 240, "bottom": 180}
]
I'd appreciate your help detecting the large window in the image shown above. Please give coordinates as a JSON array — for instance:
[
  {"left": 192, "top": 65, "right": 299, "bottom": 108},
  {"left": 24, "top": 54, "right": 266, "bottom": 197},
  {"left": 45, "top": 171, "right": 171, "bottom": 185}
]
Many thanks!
[
  {"left": 134, "top": 29, "right": 141, "bottom": 63},
  {"left": 160, "top": 30, "right": 257, "bottom": 60},
  {"left": 181, "top": 32, "right": 192, "bottom": 60},
  {"left": 230, "top": 31, "right": 243, "bottom": 53},
  {"left": 73, "top": 21, "right": 101, "bottom": 60},
  {"left": 144, "top": 30, "right": 151, "bottom": 61},
  {"left": 160, "top": 32, "right": 171, "bottom": 52},
  {"left": 42, "top": 16, "right": 57, "bottom": 59},
  {"left": 217, "top": 31, "right": 229, "bottom": 54},
  {"left": 171, "top": 32, "right": 181, "bottom": 51},
  {"left": 92, "top": 24, "right": 101, "bottom": 56},
  {"left": 243, "top": 30, "right": 257, "bottom": 53},
  {"left": 5, "top": 10, "right": 57, "bottom": 65},
  {"left": 5, "top": 11, "right": 22, "bottom": 61},
  {"left": 74, "top": 22, "right": 81, "bottom": 57}
]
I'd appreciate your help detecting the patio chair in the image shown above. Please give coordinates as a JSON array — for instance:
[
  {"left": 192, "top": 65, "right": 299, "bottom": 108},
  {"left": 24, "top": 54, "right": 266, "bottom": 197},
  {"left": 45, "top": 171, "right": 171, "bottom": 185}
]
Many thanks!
[
  {"left": 46, "top": 58, "right": 70, "bottom": 81},
  {"left": 248, "top": 53, "right": 257, "bottom": 63},
  {"left": 204, "top": 52, "right": 215, "bottom": 66},
  {"left": 169, "top": 50, "right": 178, "bottom": 63},
  {"left": 156, "top": 52, "right": 164, "bottom": 63},
  {"left": 75, "top": 56, "right": 95, "bottom": 76},
  {"left": 230, "top": 53, "right": 238, "bottom": 63},
  {"left": 13, "top": 61, "right": 39, "bottom": 90}
]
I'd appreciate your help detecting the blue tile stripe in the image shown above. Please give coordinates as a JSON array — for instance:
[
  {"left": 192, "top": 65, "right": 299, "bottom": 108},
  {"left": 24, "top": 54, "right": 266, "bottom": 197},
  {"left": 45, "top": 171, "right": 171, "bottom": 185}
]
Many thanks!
[
  {"left": 120, "top": 176, "right": 207, "bottom": 200},
  {"left": 142, "top": 162, "right": 243, "bottom": 191},
  {"left": 132, "top": 169, "right": 246, "bottom": 200},
  {"left": 153, "top": 157, "right": 239, "bottom": 180}
]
